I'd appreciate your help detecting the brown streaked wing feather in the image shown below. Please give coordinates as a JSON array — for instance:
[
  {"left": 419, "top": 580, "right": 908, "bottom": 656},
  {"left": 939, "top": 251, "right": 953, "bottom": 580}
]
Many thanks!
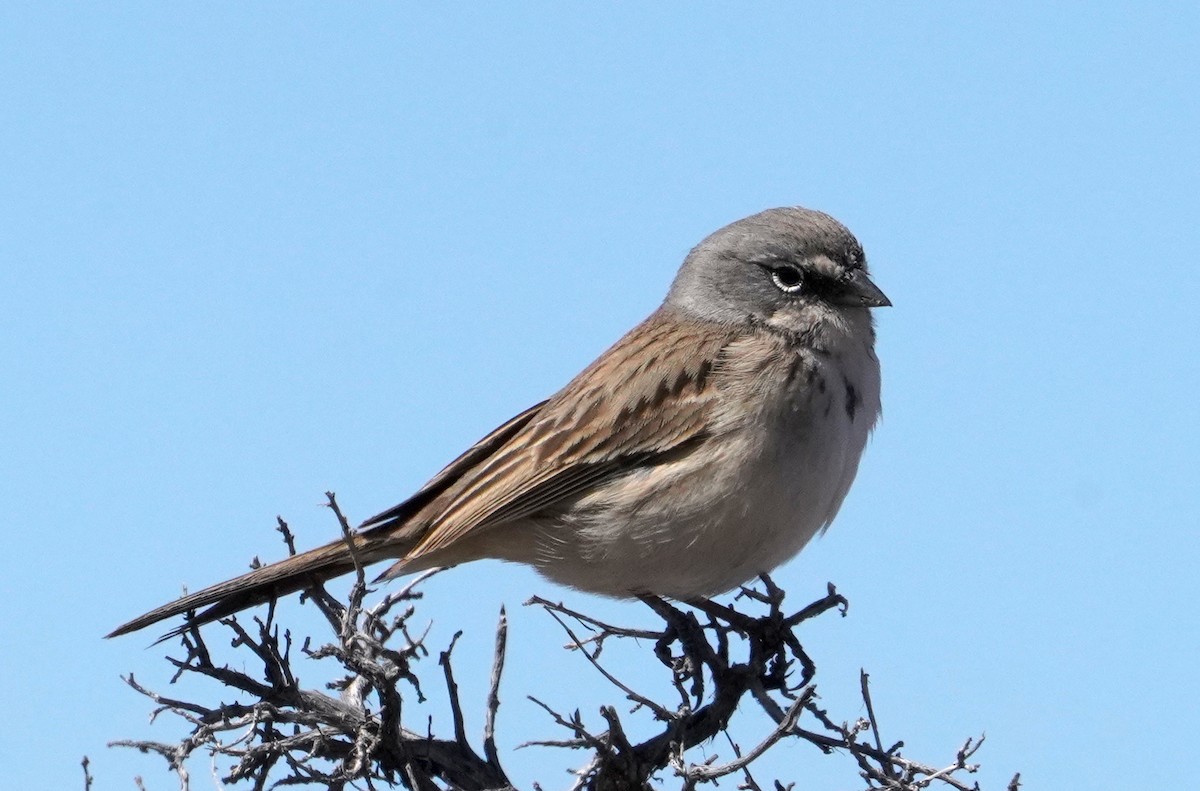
[
  {"left": 358, "top": 399, "right": 549, "bottom": 534},
  {"left": 403, "top": 311, "right": 737, "bottom": 560}
]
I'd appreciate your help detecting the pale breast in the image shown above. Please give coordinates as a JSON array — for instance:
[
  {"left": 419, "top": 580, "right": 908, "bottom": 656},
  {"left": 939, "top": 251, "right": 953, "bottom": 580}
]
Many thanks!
[{"left": 518, "top": 327, "right": 881, "bottom": 599}]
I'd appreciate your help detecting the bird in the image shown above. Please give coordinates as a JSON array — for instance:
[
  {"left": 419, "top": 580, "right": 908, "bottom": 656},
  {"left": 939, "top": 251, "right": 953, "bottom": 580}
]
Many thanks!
[{"left": 108, "top": 206, "right": 889, "bottom": 639}]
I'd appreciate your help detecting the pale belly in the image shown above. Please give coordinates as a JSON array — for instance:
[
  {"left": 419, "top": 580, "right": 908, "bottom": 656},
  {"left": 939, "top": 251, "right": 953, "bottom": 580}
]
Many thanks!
[{"left": 519, "top": 349, "right": 879, "bottom": 598}]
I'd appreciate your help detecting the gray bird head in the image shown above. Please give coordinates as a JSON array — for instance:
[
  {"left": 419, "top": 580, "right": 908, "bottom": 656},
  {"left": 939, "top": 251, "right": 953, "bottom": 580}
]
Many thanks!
[{"left": 664, "top": 207, "right": 890, "bottom": 330}]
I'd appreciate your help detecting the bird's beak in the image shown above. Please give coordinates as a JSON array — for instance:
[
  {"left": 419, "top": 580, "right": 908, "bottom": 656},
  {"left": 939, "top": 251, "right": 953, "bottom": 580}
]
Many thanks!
[{"left": 832, "top": 270, "right": 891, "bottom": 308}]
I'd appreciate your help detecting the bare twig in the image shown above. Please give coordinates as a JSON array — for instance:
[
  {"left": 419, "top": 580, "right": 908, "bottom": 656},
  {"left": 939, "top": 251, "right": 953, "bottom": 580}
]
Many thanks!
[
  {"left": 111, "top": 497, "right": 1014, "bottom": 791},
  {"left": 324, "top": 491, "right": 363, "bottom": 582},
  {"left": 275, "top": 516, "right": 297, "bottom": 556},
  {"left": 483, "top": 606, "right": 508, "bottom": 770},
  {"left": 539, "top": 603, "right": 675, "bottom": 721},
  {"left": 439, "top": 630, "right": 469, "bottom": 749},
  {"left": 861, "top": 669, "right": 888, "bottom": 760},
  {"left": 678, "top": 690, "right": 813, "bottom": 783}
]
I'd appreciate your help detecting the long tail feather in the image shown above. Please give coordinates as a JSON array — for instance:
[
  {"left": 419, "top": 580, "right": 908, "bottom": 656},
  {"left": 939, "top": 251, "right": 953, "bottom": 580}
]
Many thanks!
[{"left": 106, "top": 535, "right": 392, "bottom": 640}]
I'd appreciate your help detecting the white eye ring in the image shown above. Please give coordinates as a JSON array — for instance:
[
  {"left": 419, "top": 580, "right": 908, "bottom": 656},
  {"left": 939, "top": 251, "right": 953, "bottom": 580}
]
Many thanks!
[{"left": 770, "top": 266, "right": 804, "bottom": 293}]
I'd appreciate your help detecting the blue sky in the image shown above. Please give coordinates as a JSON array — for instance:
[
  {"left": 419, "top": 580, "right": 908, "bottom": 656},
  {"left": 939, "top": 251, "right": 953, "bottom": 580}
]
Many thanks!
[{"left": 2, "top": 3, "right": 1197, "bottom": 788}]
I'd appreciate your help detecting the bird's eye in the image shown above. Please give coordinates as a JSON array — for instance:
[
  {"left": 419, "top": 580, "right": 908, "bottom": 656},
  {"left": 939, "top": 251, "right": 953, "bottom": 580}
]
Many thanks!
[{"left": 770, "top": 265, "right": 804, "bottom": 293}]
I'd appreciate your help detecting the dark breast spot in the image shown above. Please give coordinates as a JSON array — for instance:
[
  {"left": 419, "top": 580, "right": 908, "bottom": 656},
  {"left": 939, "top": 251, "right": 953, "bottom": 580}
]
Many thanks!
[
  {"left": 785, "top": 356, "right": 805, "bottom": 385},
  {"left": 843, "top": 376, "right": 861, "bottom": 422}
]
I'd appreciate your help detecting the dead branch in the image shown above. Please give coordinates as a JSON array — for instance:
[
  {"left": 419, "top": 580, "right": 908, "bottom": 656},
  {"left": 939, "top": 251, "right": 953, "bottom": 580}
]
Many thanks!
[{"left": 108, "top": 495, "right": 1017, "bottom": 790}]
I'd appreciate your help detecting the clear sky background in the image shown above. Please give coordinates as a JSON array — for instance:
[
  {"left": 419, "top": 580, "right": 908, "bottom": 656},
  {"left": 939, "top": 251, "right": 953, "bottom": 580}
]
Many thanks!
[{"left": 2, "top": 4, "right": 1197, "bottom": 789}]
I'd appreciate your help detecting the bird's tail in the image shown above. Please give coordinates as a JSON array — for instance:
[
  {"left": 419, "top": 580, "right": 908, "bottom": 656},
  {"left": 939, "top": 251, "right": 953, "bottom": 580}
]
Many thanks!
[{"left": 106, "top": 532, "right": 399, "bottom": 640}]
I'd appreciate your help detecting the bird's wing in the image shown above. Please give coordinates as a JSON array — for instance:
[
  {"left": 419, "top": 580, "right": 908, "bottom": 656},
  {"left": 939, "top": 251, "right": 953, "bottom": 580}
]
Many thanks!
[
  {"left": 399, "top": 311, "right": 736, "bottom": 561},
  {"left": 358, "top": 399, "right": 549, "bottom": 534}
]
